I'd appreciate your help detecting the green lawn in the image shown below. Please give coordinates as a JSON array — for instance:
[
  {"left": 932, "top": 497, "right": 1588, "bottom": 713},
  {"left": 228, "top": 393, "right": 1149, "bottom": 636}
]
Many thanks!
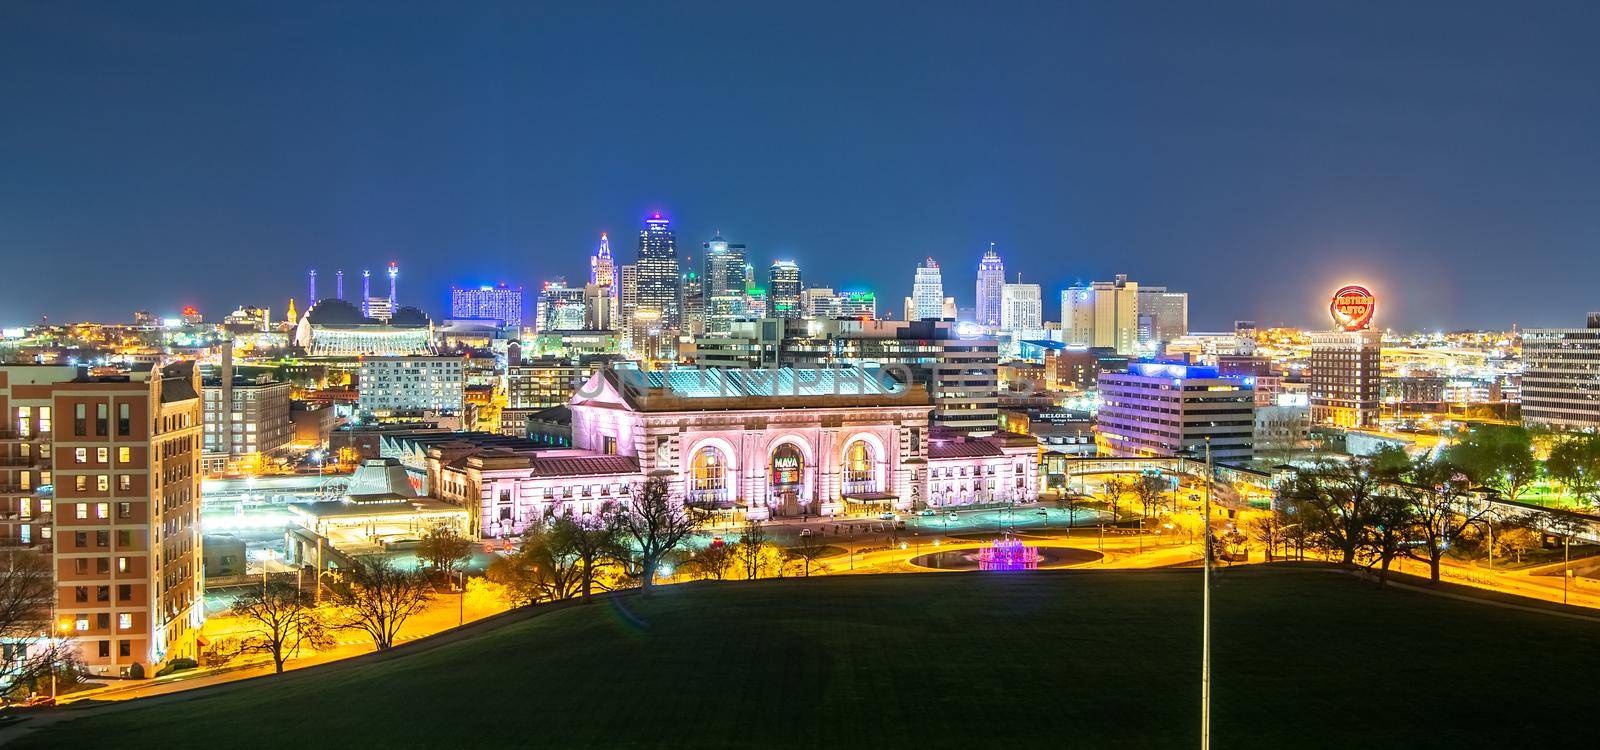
[{"left": 25, "top": 568, "right": 1600, "bottom": 749}]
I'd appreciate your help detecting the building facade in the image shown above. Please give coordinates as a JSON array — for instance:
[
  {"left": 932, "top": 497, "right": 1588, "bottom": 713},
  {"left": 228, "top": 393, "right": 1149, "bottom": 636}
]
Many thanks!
[
  {"left": 1309, "top": 330, "right": 1382, "bottom": 429},
  {"left": 911, "top": 258, "right": 945, "bottom": 321},
  {"left": 1000, "top": 281, "right": 1043, "bottom": 336},
  {"left": 1522, "top": 319, "right": 1600, "bottom": 430},
  {"left": 768, "top": 260, "right": 802, "bottom": 319},
  {"left": 449, "top": 284, "right": 524, "bottom": 327},
  {"left": 358, "top": 356, "right": 466, "bottom": 416},
  {"left": 1095, "top": 361, "right": 1255, "bottom": 462},
  {"left": 976, "top": 245, "right": 1005, "bottom": 328},
  {"left": 634, "top": 214, "right": 682, "bottom": 329}
]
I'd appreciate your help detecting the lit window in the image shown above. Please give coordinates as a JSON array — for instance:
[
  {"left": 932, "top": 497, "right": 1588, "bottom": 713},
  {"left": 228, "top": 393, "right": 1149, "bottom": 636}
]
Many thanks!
[
  {"left": 75, "top": 448, "right": 87, "bottom": 464},
  {"left": 118, "top": 613, "right": 132, "bottom": 630}
]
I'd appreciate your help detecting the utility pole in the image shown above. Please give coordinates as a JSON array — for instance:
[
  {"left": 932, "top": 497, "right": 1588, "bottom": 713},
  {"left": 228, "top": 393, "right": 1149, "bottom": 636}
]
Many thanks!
[{"left": 1201, "top": 437, "right": 1213, "bottom": 750}]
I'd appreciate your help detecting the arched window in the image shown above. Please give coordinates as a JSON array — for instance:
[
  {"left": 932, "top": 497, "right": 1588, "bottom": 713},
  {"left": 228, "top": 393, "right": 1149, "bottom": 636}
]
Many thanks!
[
  {"left": 689, "top": 446, "right": 729, "bottom": 504},
  {"left": 843, "top": 441, "right": 876, "bottom": 493},
  {"left": 770, "top": 444, "right": 804, "bottom": 488}
]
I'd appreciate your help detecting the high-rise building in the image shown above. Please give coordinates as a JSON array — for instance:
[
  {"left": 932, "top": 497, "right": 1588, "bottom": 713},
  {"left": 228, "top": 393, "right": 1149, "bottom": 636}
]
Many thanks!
[
  {"left": 912, "top": 258, "right": 944, "bottom": 320},
  {"left": 1309, "top": 331, "right": 1382, "bottom": 429},
  {"left": 1095, "top": 361, "right": 1255, "bottom": 462},
  {"left": 768, "top": 260, "right": 802, "bottom": 319},
  {"left": 702, "top": 231, "right": 747, "bottom": 335},
  {"left": 1000, "top": 278, "right": 1042, "bottom": 335},
  {"left": 584, "top": 232, "right": 619, "bottom": 332},
  {"left": 53, "top": 362, "right": 205, "bottom": 676},
  {"left": 201, "top": 344, "right": 291, "bottom": 473},
  {"left": 618, "top": 264, "right": 638, "bottom": 335},
  {"left": 976, "top": 244, "right": 1005, "bottom": 329},
  {"left": 681, "top": 261, "right": 705, "bottom": 336},
  {"left": 1061, "top": 275, "right": 1142, "bottom": 355},
  {"left": 1137, "top": 288, "right": 1189, "bottom": 347},
  {"left": 535, "top": 279, "right": 587, "bottom": 332},
  {"left": 634, "top": 213, "right": 681, "bottom": 329},
  {"left": 450, "top": 283, "right": 524, "bottom": 327},
  {"left": 1521, "top": 316, "right": 1600, "bottom": 430}
]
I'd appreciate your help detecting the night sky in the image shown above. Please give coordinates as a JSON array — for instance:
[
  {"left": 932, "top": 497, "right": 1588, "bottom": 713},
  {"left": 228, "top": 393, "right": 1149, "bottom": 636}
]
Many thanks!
[{"left": 3, "top": 2, "right": 1597, "bottom": 331}]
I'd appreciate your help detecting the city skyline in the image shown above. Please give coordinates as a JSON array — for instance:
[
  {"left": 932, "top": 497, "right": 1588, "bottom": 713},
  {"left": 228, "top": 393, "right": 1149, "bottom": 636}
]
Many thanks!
[{"left": 5, "top": 3, "right": 1598, "bottom": 330}]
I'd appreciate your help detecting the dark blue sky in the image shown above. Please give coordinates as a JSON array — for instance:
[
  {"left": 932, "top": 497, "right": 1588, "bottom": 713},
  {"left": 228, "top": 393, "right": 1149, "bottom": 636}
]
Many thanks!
[{"left": 3, "top": 2, "right": 1596, "bottom": 330}]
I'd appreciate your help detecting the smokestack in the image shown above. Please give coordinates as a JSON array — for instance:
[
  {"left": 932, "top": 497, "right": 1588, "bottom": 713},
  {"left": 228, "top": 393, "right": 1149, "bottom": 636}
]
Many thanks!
[
  {"left": 336, "top": 270, "right": 344, "bottom": 300},
  {"left": 362, "top": 270, "right": 371, "bottom": 316},
  {"left": 309, "top": 269, "right": 317, "bottom": 304},
  {"left": 220, "top": 339, "right": 234, "bottom": 458}
]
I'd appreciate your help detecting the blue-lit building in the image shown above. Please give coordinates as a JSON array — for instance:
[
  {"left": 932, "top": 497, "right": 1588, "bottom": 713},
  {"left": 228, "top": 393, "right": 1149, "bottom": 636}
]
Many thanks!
[
  {"left": 450, "top": 283, "right": 524, "bottom": 328},
  {"left": 1094, "top": 361, "right": 1255, "bottom": 462}
]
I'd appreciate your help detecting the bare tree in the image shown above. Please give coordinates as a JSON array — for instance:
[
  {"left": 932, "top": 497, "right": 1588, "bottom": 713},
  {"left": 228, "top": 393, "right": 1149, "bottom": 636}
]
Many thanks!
[
  {"left": 326, "top": 556, "right": 434, "bottom": 650},
  {"left": 416, "top": 523, "right": 474, "bottom": 580},
  {"left": 616, "top": 476, "right": 700, "bottom": 594},
  {"left": 0, "top": 551, "right": 56, "bottom": 686},
  {"left": 1132, "top": 474, "right": 1168, "bottom": 519},
  {"left": 685, "top": 540, "right": 736, "bottom": 581},
  {"left": 1101, "top": 476, "right": 1130, "bottom": 523},
  {"left": 785, "top": 539, "right": 831, "bottom": 577},
  {"left": 1246, "top": 512, "right": 1289, "bottom": 563},
  {"left": 734, "top": 521, "right": 771, "bottom": 580},
  {"left": 229, "top": 580, "right": 335, "bottom": 673}
]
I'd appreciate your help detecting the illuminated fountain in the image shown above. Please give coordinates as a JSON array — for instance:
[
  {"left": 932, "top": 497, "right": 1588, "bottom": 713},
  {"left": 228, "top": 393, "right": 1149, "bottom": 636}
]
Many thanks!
[{"left": 976, "top": 535, "right": 1042, "bottom": 571}]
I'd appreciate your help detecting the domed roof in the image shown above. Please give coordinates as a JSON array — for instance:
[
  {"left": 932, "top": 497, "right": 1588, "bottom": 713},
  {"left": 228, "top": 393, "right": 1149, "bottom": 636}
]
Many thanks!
[
  {"left": 389, "top": 306, "right": 431, "bottom": 327},
  {"left": 304, "top": 299, "right": 368, "bottom": 325}
]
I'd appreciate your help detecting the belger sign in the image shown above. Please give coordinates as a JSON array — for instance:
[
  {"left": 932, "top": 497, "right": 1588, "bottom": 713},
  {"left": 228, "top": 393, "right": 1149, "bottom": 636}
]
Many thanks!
[{"left": 1329, "top": 285, "right": 1376, "bottom": 331}]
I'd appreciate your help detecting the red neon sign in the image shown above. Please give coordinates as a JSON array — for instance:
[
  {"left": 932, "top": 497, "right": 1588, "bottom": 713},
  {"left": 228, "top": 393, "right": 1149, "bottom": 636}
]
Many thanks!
[{"left": 1329, "top": 285, "right": 1376, "bottom": 331}]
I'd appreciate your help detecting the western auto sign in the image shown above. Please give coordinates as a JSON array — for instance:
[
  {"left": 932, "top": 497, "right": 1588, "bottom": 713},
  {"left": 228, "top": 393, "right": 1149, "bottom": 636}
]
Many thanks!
[{"left": 1329, "top": 285, "right": 1376, "bottom": 331}]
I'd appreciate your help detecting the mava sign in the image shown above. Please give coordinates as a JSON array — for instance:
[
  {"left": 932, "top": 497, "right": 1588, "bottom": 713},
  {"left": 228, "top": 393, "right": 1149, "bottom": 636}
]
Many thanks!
[{"left": 1329, "top": 285, "right": 1376, "bottom": 331}]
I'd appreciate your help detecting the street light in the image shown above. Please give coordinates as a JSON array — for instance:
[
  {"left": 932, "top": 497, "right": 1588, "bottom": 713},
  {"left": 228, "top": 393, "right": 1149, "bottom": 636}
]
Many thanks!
[{"left": 1201, "top": 436, "right": 1213, "bottom": 750}]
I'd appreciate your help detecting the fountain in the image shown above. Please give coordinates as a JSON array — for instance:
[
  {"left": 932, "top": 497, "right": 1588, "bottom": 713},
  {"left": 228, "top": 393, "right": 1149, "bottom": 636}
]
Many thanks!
[{"left": 976, "top": 535, "right": 1042, "bottom": 571}]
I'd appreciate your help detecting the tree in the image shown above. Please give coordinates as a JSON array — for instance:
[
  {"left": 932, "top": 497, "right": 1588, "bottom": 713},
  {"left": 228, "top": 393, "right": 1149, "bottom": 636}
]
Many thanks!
[
  {"left": 0, "top": 551, "right": 57, "bottom": 686},
  {"left": 616, "top": 476, "right": 700, "bottom": 594},
  {"left": 1445, "top": 424, "right": 1538, "bottom": 502},
  {"left": 734, "top": 520, "right": 772, "bottom": 580},
  {"left": 1362, "top": 485, "right": 1418, "bottom": 587},
  {"left": 1546, "top": 434, "right": 1600, "bottom": 507},
  {"left": 416, "top": 523, "right": 474, "bottom": 580},
  {"left": 229, "top": 580, "right": 335, "bottom": 673},
  {"left": 326, "top": 556, "right": 434, "bottom": 650},
  {"left": 488, "top": 525, "right": 583, "bottom": 606},
  {"left": 1132, "top": 474, "right": 1168, "bottom": 518},
  {"left": 686, "top": 540, "right": 736, "bottom": 580},
  {"left": 1403, "top": 459, "right": 1488, "bottom": 584},
  {"left": 1245, "top": 511, "right": 1290, "bottom": 563},
  {"left": 1492, "top": 523, "right": 1540, "bottom": 564},
  {"left": 784, "top": 539, "right": 831, "bottom": 577},
  {"left": 1060, "top": 492, "right": 1082, "bottom": 528},
  {"left": 1101, "top": 476, "right": 1130, "bottom": 523},
  {"left": 1280, "top": 457, "right": 1391, "bottom": 565},
  {"left": 553, "top": 509, "right": 623, "bottom": 602}
]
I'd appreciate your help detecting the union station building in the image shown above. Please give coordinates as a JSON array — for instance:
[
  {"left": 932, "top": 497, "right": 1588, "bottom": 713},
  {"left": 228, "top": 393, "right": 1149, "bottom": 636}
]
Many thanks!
[{"left": 432, "top": 366, "right": 1038, "bottom": 539}]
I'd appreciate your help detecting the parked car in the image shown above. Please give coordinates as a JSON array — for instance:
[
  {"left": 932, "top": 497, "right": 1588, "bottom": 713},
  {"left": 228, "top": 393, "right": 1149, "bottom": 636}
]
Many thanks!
[
  {"left": 878, "top": 511, "right": 896, "bottom": 520},
  {"left": 918, "top": 509, "right": 936, "bottom": 517},
  {"left": 798, "top": 528, "right": 814, "bottom": 538}
]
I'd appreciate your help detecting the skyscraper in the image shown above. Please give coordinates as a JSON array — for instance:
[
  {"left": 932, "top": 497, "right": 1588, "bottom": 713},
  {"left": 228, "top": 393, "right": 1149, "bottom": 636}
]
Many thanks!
[
  {"left": 634, "top": 213, "right": 681, "bottom": 329},
  {"left": 1000, "top": 278, "right": 1043, "bottom": 335},
  {"left": 976, "top": 244, "right": 1005, "bottom": 328},
  {"left": 535, "top": 279, "right": 586, "bottom": 332},
  {"left": 1522, "top": 316, "right": 1600, "bottom": 430},
  {"left": 911, "top": 258, "right": 944, "bottom": 320},
  {"left": 702, "top": 231, "right": 747, "bottom": 335},
  {"left": 1061, "top": 275, "right": 1141, "bottom": 355},
  {"left": 768, "top": 260, "right": 802, "bottom": 319},
  {"left": 585, "top": 232, "right": 618, "bottom": 331}
]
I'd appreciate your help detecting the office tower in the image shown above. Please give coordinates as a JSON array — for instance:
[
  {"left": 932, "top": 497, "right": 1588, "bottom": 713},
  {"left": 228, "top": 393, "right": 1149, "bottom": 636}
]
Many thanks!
[
  {"left": 634, "top": 213, "right": 681, "bottom": 329},
  {"left": 1061, "top": 274, "right": 1141, "bottom": 355},
  {"left": 976, "top": 244, "right": 1005, "bottom": 328},
  {"left": 840, "top": 291, "right": 876, "bottom": 319},
  {"left": 911, "top": 258, "right": 944, "bottom": 320},
  {"left": 1136, "top": 287, "right": 1189, "bottom": 347},
  {"left": 535, "top": 279, "right": 587, "bottom": 332},
  {"left": 54, "top": 362, "right": 205, "bottom": 676},
  {"left": 450, "top": 283, "right": 524, "bottom": 327},
  {"left": 1096, "top": 361, "right": 1255, "bottom": 461},
  {"left": 618, "top": 264, "right": 639, "bottom": 343},
  {"left": 1521, "top": 315, "right": 1600, "bottom": 430},
  {"left": 682, "top": 262, "right": 705, "bottom": 336},
  {"left": 585, "top": 232, "right": 619, "bottom": 330},
  {"left": 201, "top": 343, "right": 292, "bottom": 473},
  {"left": 702, "top": 231, "right": 748, "bottom": 335},
  {"left": 1309, "top": 330, "right": 1382, "bottom": 429},
  {"left": 1000, "top": 277, "right": 1042, "bottom": 335},
  {"left": 768, "top": 260, "right": 802, "bottom": 319}
]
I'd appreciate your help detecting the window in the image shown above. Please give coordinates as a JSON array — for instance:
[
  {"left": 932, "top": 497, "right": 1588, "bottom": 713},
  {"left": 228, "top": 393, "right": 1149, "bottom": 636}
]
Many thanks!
[
  {"left": 118, "top": 475, "right": 131, "bottom": 491},
  {"left": 118, "top": 447, "right": 131, "bottom": 464},
  {"left": 74, "top": 448, "right": 87, "bottom": 464},
  {"left": 98, "top": 641, "right": 109, "bottom": 658},
  {"left": 96, "top": 403, "right": 108, "bottom": 435},
  {"left": 38, "top": 406, "right": 49, "bottom": 434},
  {"left": 117, "top": 403, "right": 130, "bottom": 436},
  {"left": 117, "top": 557, "right": 129, "bottom": 573},
  {"left": 97, "top": 476, "right": 109, "bottom": 492},
  {"left": 74, "top": 586, "right": 88, "bottom": 603},
  {"left": 118, "top": 613, "right": 132, "bottom": 629},
  {"left": 96, "top": 585, "right": 109, "bottom": 602},
  {"left": 74, "top": 617, "right": 89, "bottom": 632},
  {"left": 76, "top": 503, "right": 88, "bottom": 520},
  {"left": 74, "top": 558, "right": 87, "bottom": 574},
  {"left": 118, "top": 640, "right": 130, "bottom": 658},
  {"left": 96, "top": 557, "right": 109, "bottom": 573},
  {"left": 96, "top": 530, "right": 109, "bottom": 547},
  {"left": 96, "top": 502, "right": 109, "bottom": 519},
  {"left": 118, "top": 502, "right": 131, "bottom": 518},
  {"left": 97, "top": 447, "right": 108, "bottom": 463},
  {"left": 74, "top": 476, "right": 86, "bottom": 492},
  {"left": 74, "top": 404, "right": 86, "bottom": 436}
]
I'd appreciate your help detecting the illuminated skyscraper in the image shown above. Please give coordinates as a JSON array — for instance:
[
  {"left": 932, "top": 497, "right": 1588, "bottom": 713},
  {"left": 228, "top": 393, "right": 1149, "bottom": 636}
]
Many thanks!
[
  {"left": 911, "top": 258, "right": 944, "bottom": 320},
  {"left": 768, "top": 260, "right": 802, "bottom": 319},
  {"left": 451, "top": 283, "right": 524, "bottom": 327},
  {"left": 634, "top": 213, "right": 681, "bottom": 328},
  {"left": 976, "top": 244, "right": 1005, "bottom": 328},
  {"left": 535, "top": 278, "right": 586, "bottom": 332},
  {"left": 703, "top": 231, "right": 747, "bottom": 335},
  {"left": 1000, "top": 277, "right": 1042, "bottom": 335}
]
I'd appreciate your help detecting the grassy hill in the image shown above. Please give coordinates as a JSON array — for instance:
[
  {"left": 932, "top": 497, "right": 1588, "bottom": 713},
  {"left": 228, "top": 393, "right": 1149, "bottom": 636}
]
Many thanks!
[{"left": 22, "top": 567, "right": 1600, "bottom": 749}]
